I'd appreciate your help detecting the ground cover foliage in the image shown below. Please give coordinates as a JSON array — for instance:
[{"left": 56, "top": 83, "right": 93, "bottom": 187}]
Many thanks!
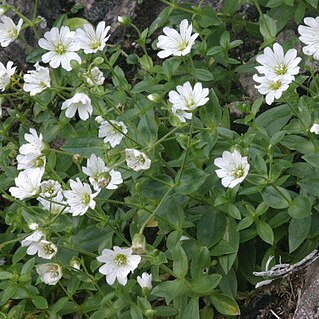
[{"left": 1, "top": 0, "right": 319, "bottom": 318}]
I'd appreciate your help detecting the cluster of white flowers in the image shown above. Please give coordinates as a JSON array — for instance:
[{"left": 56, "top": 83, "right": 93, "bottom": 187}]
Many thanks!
[{"left": 253, "top": 43, "right": 301, "bottom": 105}]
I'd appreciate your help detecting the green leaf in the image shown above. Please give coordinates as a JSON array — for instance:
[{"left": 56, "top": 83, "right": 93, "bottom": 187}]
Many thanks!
[
  {"left": 61, "top": 136, "right": 104, "bottom": 157},
  {"left": 195, "top": 69, "right": 214, "bottom": 82},
  {"left": 182, "top": 298, "right": 199, "bottom": 319},
  {"left": 305, "top": 0, "right": 318, "bottom": 7},
  {"left": 211, "top": 292, "right": 240, "bottom": 316},
  {"left": 288, "top": 196, "right": 312, "bottom": 219},
  {"left": 191, "top": 246, "right": 211, "bottom": 279},
  {"left": 196, "top": 208, "right": 226, "bottom": 248},
  {"left": 12, "top": 246, "right": 27, "bottom": 265},
  {"left": 32, "top": 295, "right": 48, "bottom": 310},
  {"left": 259, "top": 14, "right": 277, "bottom": 40},
  {"left": 191, "top": 275, "right": 222, "bottom": 295},
  {"left": 173, "top": 243, "right": 188, "bottom": 278},
  {"left": 199, "top": 89, "right": 221, "bottom": 129},
  {"left": 65, "top": 17, "right": 89, "bottom": 30},
  {"left": 0, "top": 271, "right": 13, "bottom": 280},
  {"left": 199, "top": 7, "right": 221, "bottom": 27},
  {"left": 261, "top": 185, "right": 291, "bottom": 209},
  {"left": 152, "top": 279, "right": 188, "bottom": 304},
  {"left": 148, "top": 6, "right": 173, "bottom": 35},
  {"left": 130, "top": 304, "right": 143, "bottom": 319},
  {"left": 153, "top": 306, "right": 178, "bottom": 317},
  {"left": 236, "top": 216, "right": 254, "bottom": 231},
  {"left": 302, "top": 153, "right": 319, "bottom": 169},
  {"left": 175, "top": 168, "right": 209, "bottom": 194},
  {"left": 289, "top": 216, "right": 311, "bottom": 252},
  {"left": 256, "top": 221, "right": 274, "bottom": 245}
]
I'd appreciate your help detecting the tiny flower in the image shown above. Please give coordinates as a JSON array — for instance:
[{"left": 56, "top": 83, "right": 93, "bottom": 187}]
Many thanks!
[
  {"left": 157, "top": 19, "right": 199, "bottom": 58},
  {"left": 310, "top": 123, "right": 319, "bottom": 134},
  {"left": 0, "top": 15, "right": 23, "bottom": 47},
  {"left": 36, "top": 263, "right": 62, "bottom": 285},
  {"left": 82, "top": 154, "right": 123, "bottom": 191},
  {"left": 28, "top": 223, "right": 39, "bottom": 230},
  {"left": 40, "top": 180, "right": 62, "bottom": 198},
  {"left": 38, "top": 26, "right": 81, "bottom": 71},
  {"left": 23, "top": 62, "right": 51, "bottom": 96},
  {"left": 70, "top": 258, "right": 81, "bottom": 270},
  {"left": 214, "top": 150, "right": 250, "bottom": 188},
  {"left": 125, "top": 149, "right": 151, "bottom": 171},
  {"left": 19, "top": 128, "right": 45, "bottom": 155},
  {"left": 9, "top": 168, "right": 44, "bottom": 200},
  {"left": 76, "top": 21, "right": 111, "bottom": 54},
  {"left": 137, "top": 272, "right": 152, "bottom": 290},
  {"left": 169, "top": 82, "right": 209, "bottom": 122},
  {"left": 255, "top": 43, "right": 301, "bottom": 82},
  {"left": 117, "top": 16, "right": 131, "bottom": 26},
  {"left": 63, "top": 178, "right": 99, "bottom": 216},
  {"left": 298, "top": 17, "right": 319, "bottom": 60},
  {"left": 96, "top": 118, "right": 128, "bottom": 147},
  {"left": 0, "top": 61, "right": 16, "bottom": 91},
  {"left": 37, "top": 16, "right": 47, "bottom": 29},
  {"left": 253, "top": 75, "right": 290, "bottom": 105},
  {"left": 21, "top": 230, "right": 46, "bottom": 255},
  {"left": 84, "top": 66, "right": 105, "bottom": 86},
  {"left": 38, "top": 240, "right": 58, "bottom": 259},
  {"left": 0, "top": 258, "right": 6, "bottom": 266},
  {"left": 61, "top": 93, "right": 93, "bottom": 121},
  {"left": 97, "top": 246, "right": 141, "bottom": 286}
]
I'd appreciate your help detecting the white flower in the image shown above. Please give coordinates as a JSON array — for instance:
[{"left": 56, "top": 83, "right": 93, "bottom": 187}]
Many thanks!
[
  {"left": 0, "top": 258, "right": 5, "bottom": 266},
  {"left": 23, "top": 62, "right": 51, "bottom": 96},
  {"left": 82, "top": 154, "right": 123, "bottom": 191},
  {"left": 0, "top": 61, "right": 16, "bottom": 91},
  {"left": 96, "top": 117, "right": 128, "bottom": 147},
  {"left": 38, "top": 191, "right": 67, "bottom": 215},
  {"left": 76, "top": 21, "right": 111, "bottom": 54},
  {"left": 168, "top": 82, "right": 209, "bottom": 122},
  {"left": 310, "top": 123, "right": 319, "bottom": 134},
  {"left": 255, "top": 43, "right": 301, "bottom": 82},
  {"left": 214, "top": 150, "right": 250, "bottom": 188},
  {"left": 37, "top": 240, "right": 58, "bottom": 259},
  {"left": 298, "top": 17, "right": 319, "bottom": 60},
  {"left": 9, "top": 168, "right": 44, "bottom": 200},
  {"left": 19, "top": 128, "right": 45, "bottom": 155},
  {"left": 157, "top": 19, "right": 199, "bottom": 58},
  {"left": 253, "top": 75, "right": 290, "bottom": 105},
  {"left": 84, "top": 66, "right": 105, "bottom": 86},
  {"left": 36, "top": 263, "right": 62, "bottom": 285},
  {"left": 61, "top": 93, "right": 93, "bottom": 121},
  {"left": 28, "top": 223, "right": 39, "bottom": 230},
  {"left": 38, "top": 26, "right": 81, "bottom": 71},
  {"left": 16, "top": 152, "right": 46, "bottom": 171},
  {"left": 137, "top": 272, "right": 152, "bottom": 290},
  {"left": 125, "top": 149, "right": 151, "bottom": 171},
  {"left": 97, "top": 246, "right": 141, "bottom": 286},
  {"left": 21, "top": 230, "right": 45, "bottom": 255},
  {"left": 0, "top": 15, "right": 23, "bottom": 47},
  {"left": 40, "top": 180, "right": 62, "bottom": 198},
  {"left": 63, "top": 178, "right": 99, "bottom": 216}
]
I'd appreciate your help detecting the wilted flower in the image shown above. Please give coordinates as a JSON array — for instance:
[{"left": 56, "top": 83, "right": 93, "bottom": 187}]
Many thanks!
[
  {"left": 310, "top": 123, "right": 319, "bottom": 134},
  {"left": 253, "top": 75, "right": 290, "bottom": 105},
  {"left": 76, "top": 21, "right": 111, "bottom": 54},
  {"left": 61, "top": 93, "right": 93, "bottom": 121},
  {"left": 125, "top": 149, "right": 151, "bottom": 171},
  {"left": 137, "top": 272, "right": 152, "bottom": 290},
  {"left": 23, "top": 62, "right": 51, "bottom": 96},
  {"left": 255, "top": 43, "right": 301, "bottom": 82},
  {"left": 36, "top": 263, "right": 62, "bottom": 285},
  {"left": 0, "top": 61, "right": 16, "bottom": 91},
  {"left": 214, "top": 150, "right": 250, "bottom": 188},
  {"left": 157, "top": 19, "right": 198, "bottom": 58},
  {"left": 9, "top": 168, "right": 44, "bottom": 200},
  {"left": 63, "top": 178, "right": 99, "bottom": 216},
  {"left": 96, "top": 117, "right": 128, "bottom": 147},
  {"left": 21, "top": 230, "right": 45, "bottom": 256},
  {"left": 97, "top": 246, "right": 141, "bottom": 286},
  {"left": 169, "top": 82, "right": 209, "bottom": 122},
  {"left": 0, "top": 15, "right": 23, "bottom": 47},
  {"left": 298, "top": 17, "right": 319, "bottom": 60},
  {"left": 38, "top": 26, "right": 81, "bottom": 71},
  {"left": 82, "top": 153, "right": 123, "bottom": 191},
  {"left": 84, "top": 66, "right": 105, "bottom": 86}
]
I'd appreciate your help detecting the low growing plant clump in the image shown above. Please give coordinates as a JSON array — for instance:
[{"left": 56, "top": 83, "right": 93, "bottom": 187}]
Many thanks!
[{"left": 1, "top": 0, "right": 319, "bottom": 318}]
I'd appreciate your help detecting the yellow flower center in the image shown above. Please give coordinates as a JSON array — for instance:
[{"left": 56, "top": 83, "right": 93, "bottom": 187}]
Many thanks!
[
  {"left": 270, "top": 80, "right": 282, "bottom": 90},
  {"left": 234, "top": 168, "right": 244, "bottom": 178},
  {"left": 275, "top": 63, "right": 288, "bottom": 75},
  {"left": 137, "top": 155, "right": 146, "bottom": 164},
  {"left": 55, "top": 43, "right": 66, "bottom": 55},
  {"left": 114, "top": 253, "right": 127, "bottom": 266},
  {"left": 44, "top": 243, "right": 55, "bottom": 255},
  {"left": 82, "top": 193, "right": 91, "bottom": 205},
  {"left": 90, "top": 39, "right": 101, "bottom": 50},
  {"left": 178, "top": 40, "right": 189, "bottom": 51},
  {"left": 97, "top": 172, "right": 111, "bottom": 188},
  {"left": 34, "top": 156, "right": 45, "bottom": 168},
  {"left": 9, "top": 27, "right": 18, "bottom": 39},
  {"left": 50, "top": 265, "right": 60, "bottom": 277}
]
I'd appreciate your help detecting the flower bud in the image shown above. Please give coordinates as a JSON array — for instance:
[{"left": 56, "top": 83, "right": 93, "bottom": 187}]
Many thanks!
[
  {"left": 93, "top": 57, "right": 104, "bottom": 65},
  {"left": 147, "top": 94, "right": 161, "bottom": 103},
  {"left": 73, "top": 153, "right": 82, "bottom": 165},
  {"left": 70, "top": 258, "right": 81, "bottom": 270},
  {"left": 118, "top": 16, "right": 131, "bottom": 26},
  {"left": 131, "top": 233, "right": 146, "bottom": 254}
]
